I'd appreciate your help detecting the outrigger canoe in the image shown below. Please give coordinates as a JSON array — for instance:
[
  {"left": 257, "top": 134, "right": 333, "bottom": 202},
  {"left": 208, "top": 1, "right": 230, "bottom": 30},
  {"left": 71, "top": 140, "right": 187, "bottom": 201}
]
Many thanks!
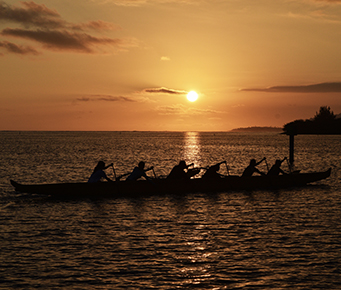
[{"left": 10, "top": 168, "right": 331, "bottom": 198}]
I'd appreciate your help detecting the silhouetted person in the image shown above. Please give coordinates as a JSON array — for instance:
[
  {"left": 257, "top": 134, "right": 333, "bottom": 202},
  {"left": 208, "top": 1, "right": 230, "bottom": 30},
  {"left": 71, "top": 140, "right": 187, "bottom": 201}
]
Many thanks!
[
  {"left": 88, "top": 161, "right": 113, "bottom": 183},
  {"left": 167, "top": 160, "right": 191, "bottom": 179},
  {"left": 267, "top": 158, "right": 287, "bottom": 176},
  {"left": 126, "top": 161, "right": 152, "bottom": 181},
  {"left": 202, "top": 161, "right": 226, "bottom": 179},
  {"left": 242, "top": 158, "right": 266, "bottom": 177}
]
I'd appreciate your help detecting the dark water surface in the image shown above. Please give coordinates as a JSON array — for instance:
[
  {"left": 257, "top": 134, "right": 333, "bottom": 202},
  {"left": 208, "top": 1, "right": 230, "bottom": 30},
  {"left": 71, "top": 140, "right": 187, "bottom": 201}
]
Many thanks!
[{"left": 1, "top": 132, "right": 340, "bottom": 289}]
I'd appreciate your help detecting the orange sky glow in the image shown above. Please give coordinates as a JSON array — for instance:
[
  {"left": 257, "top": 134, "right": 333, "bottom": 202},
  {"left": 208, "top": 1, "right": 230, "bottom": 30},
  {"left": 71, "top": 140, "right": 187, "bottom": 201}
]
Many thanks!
[{"left": 1, "top": 0, "right": 341, "bottom": 131}]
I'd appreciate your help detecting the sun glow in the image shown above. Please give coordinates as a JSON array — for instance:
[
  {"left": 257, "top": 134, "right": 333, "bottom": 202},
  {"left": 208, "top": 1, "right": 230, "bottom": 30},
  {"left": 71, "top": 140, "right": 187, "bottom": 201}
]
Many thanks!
[{"left": 187, "top": 91, "right": 198, "bottom": 102}]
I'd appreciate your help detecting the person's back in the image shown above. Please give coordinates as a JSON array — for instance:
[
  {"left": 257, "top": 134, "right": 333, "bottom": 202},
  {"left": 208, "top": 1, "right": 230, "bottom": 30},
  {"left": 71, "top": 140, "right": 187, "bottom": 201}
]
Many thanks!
[
  {"left": 126, "top": 167, "right": 145, "bottom": 181},
  {"left": 267, "top": 160, "right": 285, "bottom": 176},
  {"left": 126, "top": 161, "right": 148, "bottom": 181},
  {"left": 88, "top": 161, "right": 113, "bottom": 183},
  {"left": 88, "top": 169, "right": 106, "bottom": 183},
  {"left": 202, "top": 164, "right": 221, "bottom": 179},
  {"left": 242, "top": 159, "right": 265, "bottom": 177},
  {"left": 242, "top": 165, "right": 255, "bottom": 177},
  {"left": 167, "top": 161, "right": 188, "bottom": 180}
]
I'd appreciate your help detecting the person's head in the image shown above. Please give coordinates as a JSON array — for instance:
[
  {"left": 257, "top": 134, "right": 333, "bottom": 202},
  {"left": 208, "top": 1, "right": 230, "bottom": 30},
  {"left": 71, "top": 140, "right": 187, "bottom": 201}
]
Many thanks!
[
  {"left": 275, "top": 159, "right": 282, "bottom": 166},
  {"left": 179, "top": 160, "right": 187, "bottom": 169},
  {"left": 250, "top": 159, "right": 256, "bottom": 166},
  {"left": 138, "top": 161, "right": 145, "bottom": 170}
]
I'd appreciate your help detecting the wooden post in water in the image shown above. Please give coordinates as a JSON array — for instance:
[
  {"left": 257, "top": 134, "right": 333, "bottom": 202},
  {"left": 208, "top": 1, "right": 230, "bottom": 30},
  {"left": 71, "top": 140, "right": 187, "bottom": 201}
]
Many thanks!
[
  {"left": 286, "top": 126, "right": 297, "bottom": 173},
  {"left": 286, "top": 128, "right": 297, "bottom": 172},
  {"left": 289, "top": 134, "right": 295, "bottom": 170}
]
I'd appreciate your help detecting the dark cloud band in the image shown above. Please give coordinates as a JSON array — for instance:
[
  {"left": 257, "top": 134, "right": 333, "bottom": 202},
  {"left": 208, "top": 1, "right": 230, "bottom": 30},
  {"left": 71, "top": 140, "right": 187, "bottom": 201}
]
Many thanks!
[
  {"left": 144, "top": 87, "right": 187, "bottom": 95},
  {"left": 241, "top": 82, "right": 341, "bottom": 93},
  {"left": 77, "top": 95, "right": 137, "bottom": 102},
  {"left": 0, "top": 40, "right": 40, "bottom": 55}
]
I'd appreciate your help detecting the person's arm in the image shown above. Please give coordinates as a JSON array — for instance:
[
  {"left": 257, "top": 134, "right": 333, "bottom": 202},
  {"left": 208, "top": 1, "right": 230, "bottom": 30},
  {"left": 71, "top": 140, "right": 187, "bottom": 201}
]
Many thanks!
[
  {"left": 255, "top": 168, "right": 265, "bottom": 176},
  {"left": 102, "top": 171, "right": 113, "bottom": 182},
  {"left": 142, "top": 166, "right": 155, "bottom": 180},
  {"left": 256, "top": 157, "right": 266, "bottom": 166},
  {"left": 104, "top": 163, "right": 114, "bottom": 170}
]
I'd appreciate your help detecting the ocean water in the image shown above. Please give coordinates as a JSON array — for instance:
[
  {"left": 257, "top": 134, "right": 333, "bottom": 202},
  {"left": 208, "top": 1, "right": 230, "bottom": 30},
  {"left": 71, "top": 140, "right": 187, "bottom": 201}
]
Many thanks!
[{"left": 0, "top": 131, "right": 340, "bottom": 289}]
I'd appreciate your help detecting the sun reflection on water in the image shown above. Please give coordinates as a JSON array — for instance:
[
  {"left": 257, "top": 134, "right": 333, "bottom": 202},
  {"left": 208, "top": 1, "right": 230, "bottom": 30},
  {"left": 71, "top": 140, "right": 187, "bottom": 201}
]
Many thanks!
[{"left": 183, "top": 132, "right": 201, "bottom": 166}]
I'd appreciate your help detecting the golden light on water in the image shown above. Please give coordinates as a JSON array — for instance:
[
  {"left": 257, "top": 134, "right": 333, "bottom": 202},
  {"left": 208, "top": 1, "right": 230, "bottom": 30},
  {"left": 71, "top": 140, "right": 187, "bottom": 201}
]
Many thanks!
[{"left": 183, "top": 132, "right": 201, "bottom": 166}]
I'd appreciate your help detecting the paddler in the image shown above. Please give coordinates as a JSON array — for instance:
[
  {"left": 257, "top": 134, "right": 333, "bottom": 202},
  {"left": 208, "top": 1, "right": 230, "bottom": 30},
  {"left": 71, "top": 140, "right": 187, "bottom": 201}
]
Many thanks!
[
  {"left": 242, "top": 158, "right": 266, "bottom": 177},
  {"left": 126, "top": 161, "right": 153, "bottom": 181},
  {"left": 167, "top": 160, "right": 193, "bottom": 179},
  {"left": 267, "top": 158, "right": 287, "bottom": 176},
  {"left": 202, "top": 161, "right": 226, "bottom": 179},
  {"left": 88, "top": 161, "right": 114, "bottom": 183}
]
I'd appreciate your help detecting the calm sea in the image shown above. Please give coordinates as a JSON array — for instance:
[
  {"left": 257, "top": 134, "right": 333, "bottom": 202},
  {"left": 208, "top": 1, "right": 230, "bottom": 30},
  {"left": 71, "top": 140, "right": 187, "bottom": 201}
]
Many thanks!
[{"left": 0, "top": 131, "right": 340, "bottom": 289}]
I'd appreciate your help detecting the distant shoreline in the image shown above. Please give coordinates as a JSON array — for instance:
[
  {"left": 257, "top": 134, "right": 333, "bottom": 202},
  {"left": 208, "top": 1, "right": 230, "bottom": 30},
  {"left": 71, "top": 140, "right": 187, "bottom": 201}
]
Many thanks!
[{"left": 228, "top": 126, "right": 283, "bottom": 133}]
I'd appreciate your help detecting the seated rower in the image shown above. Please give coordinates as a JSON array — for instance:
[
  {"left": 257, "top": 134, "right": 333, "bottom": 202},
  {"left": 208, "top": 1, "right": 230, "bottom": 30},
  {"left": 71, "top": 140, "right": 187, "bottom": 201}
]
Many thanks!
[
  {"left": 167, "top": 160, "right": 192, "bottom": 180},
  {"left": 88, "top": 161, "right": 114, "bottom": 183},
  {"left": 126, "top": 161, "right": 152, "bottom": 181},
  {"left": 242, "top": 158, "right": 266, "bottom": 177},
  {"left": 267, "top": 158, "right": 287, "bottom": 176},
  {"left": 202, "top": 161, "right": 226, "bottom": 179}
]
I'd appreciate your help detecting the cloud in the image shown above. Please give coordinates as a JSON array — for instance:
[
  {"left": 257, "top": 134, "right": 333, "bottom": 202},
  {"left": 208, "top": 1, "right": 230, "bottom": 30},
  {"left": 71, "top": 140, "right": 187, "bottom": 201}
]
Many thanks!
[
  {"left": 241, "top": 82, "right": 341, "bottom": 93},
  {"left": 0, "top": 1, "right": 63, "bottom": 28},
  {"left": 156, "top": 104, "right": 224, "bottom": 115},
  {"left": 160, "top": 56, "right": 170, "bottom": 61},
  {"left": 314, "top": 0, "right": 341, "bottom": 3},
  {"left": 144, "top": 87, "right": 188, "bottom": 95},
  {"left": 2, "top": 28, "right": 129, "bottom": 53},
  {"left": 77, "top": 95, "right": 138, "bottom": 102},
  {"left": 0, "top": 1, "right": 134, "bottom": 55},
  {"left": 71, "top": 20, "right": 119, "bottom": 32},
  {"left": 109, "top": 0, "right": 200, "bottom": 6},
  {"left": 0, "top": 40, "right": 40, "bottom": 55}
]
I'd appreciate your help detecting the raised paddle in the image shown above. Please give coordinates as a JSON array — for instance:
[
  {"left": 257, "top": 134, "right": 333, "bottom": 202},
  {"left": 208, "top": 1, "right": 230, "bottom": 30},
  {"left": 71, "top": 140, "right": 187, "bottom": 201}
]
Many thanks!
[
  {"left": 111, "top": 164, "right": 117, "bottom": 181},
  {"left": 117, "top": 166, "right": 155, "bottom": 181},
  {"left": 264, "top": 157, "right": 269, "bottom": 171},
  {"left": 151, "top": 166, "right": 157, "bottom": 179},
  {"left": 220, "top": 160, "right": 229, "bottom": 175},
  {"left": 185, "top": 163, "right": 194, "bottom": 169},
  {"left": 116, "top": 172, "right": 130, "bottom": 181},
  {"left": 284, "top": 156, "right": 292, "bottom": 173}
]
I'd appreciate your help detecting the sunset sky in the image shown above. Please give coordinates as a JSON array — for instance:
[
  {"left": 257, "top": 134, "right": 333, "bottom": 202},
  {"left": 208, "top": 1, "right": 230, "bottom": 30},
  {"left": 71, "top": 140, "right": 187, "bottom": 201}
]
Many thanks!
[{"left": 1, "top": 0, "right": 341, "bottom": 131}]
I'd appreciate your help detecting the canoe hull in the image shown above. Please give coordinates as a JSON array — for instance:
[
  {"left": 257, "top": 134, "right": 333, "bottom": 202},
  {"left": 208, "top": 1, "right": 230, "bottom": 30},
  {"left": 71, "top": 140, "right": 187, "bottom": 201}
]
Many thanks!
[{"left": 10, "top": 168, "right": 331, "bottom": 198}]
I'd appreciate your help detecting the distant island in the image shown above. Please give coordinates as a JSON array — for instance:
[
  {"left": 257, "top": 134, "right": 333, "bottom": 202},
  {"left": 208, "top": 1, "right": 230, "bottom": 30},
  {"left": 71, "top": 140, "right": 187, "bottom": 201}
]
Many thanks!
[
  {"left": 283, "top": 106, "right": 341, "bottom": 135},
  {"left": 230, "top": 106, "right": 341, "bottom": 134},
  {"left": 229, "top": 126, "right": 282, "bottom": 133}
]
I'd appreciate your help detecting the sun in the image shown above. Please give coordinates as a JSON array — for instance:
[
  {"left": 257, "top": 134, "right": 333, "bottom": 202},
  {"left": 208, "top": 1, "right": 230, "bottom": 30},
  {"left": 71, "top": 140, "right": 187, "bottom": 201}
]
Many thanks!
[{"left": 187, "top": 91, "right": 198, "bottom": 102}]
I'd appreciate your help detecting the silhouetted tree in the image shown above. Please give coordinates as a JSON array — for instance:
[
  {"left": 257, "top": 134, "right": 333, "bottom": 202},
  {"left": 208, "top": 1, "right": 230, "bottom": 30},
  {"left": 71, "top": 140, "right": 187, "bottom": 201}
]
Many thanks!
[
  {"left": 314, "top": 106, "right": 335, "bottom": 122},
  {"left": 283, "top": 106, "right": 341, "bottom": 134}
]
